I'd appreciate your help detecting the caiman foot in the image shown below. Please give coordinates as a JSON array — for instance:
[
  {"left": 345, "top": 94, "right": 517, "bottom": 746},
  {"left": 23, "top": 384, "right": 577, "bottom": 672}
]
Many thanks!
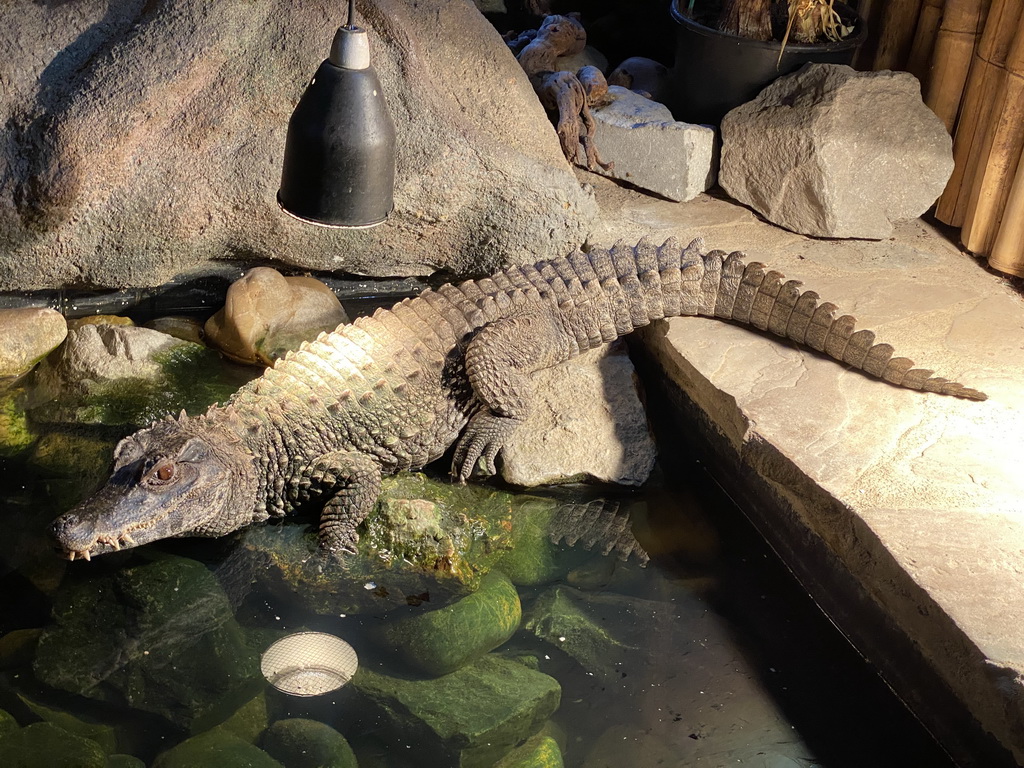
[{"left": 451, "top": 411, "right": 522, "bottom": 483}]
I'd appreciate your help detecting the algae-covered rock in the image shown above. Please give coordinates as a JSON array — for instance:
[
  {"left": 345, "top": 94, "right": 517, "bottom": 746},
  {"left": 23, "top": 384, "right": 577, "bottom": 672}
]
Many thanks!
[
  {"left": 18, "top": 694, "right": 118, "bottom": 753},
  {"left": 0, "top": 721, "right": 107, "bottom": 768},
  {"left": 523, "top": 586, "right": 687, "bottom": 684},
  {"left": 495, "top": 499, "right": 568, "bottom": 587},
  {"left": 31, "top": 326, "right": 258, "bottom": 427},
  {"left": 261, "top": 718, "right": 358, "bottom": 768},
  {"left": 0, "top": 388, "right": 35, "bottom": 457},
  {"left": 377, "top": 570, "right": 521, "bottom": 676},
  {"left": 0, "top": 708, "right": 18, "bottom": 738},
  {"left": 152, "top": 731, "right": 283, "bottom": 768},
  {"left": 34, "top": 552, "right": 260, "bottom": 731},
  {"left": 238, "top": 473, "right": 520, "bottom": 616},
  {"left": 28, "top": 430, "right": 116, "bottom": 480},
  {"left": 209, "top": 692, "right": 268, "bottom": 745},
  {"left": 353, "top": 654, "right": 560, "bottom": 768},
  {"left": 105, "top": 755, "right": 146, "bottom": 768},
  {"left": 494, "top": 734, "right": 564, "bottom": 768},
  {"left": 0, "top": 628, "right": 42, "bottom": 669}
]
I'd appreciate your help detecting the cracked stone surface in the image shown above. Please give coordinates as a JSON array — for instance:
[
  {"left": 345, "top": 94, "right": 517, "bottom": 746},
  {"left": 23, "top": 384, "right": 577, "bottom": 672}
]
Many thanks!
[{"left": 582, "top": 172, "right": 1024, "bottom": 766}]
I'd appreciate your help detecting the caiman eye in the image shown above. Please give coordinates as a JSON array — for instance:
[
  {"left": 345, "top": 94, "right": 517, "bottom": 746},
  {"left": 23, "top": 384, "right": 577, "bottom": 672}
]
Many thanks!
[{"left": 147, "top": 460, "right": 176, "bottom": 484}]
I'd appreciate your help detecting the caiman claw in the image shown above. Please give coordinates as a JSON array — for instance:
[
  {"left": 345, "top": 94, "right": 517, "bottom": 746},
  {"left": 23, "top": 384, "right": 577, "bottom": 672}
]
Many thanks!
[{"left": 451, "top": 411, "right": 521, "bottom": 483}]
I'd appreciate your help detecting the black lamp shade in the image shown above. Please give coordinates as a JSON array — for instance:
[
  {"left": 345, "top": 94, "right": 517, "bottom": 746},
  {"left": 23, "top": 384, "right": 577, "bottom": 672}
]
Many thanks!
[{"left": 278, "top": 47, "right": 396, "bottom": 228}]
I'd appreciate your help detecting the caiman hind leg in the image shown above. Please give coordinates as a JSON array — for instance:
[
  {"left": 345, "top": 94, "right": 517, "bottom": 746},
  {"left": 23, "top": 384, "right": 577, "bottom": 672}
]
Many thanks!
[
  {"left": 290, "top": 450, "right": 382, "bottom": 553},
  {"left": 453, "top": 303, "right": 576, "bottom": 481}
]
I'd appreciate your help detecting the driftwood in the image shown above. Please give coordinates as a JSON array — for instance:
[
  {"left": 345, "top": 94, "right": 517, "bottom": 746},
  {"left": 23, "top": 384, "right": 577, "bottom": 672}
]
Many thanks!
[{"left": 512, "top": 14, "right": 613, "bottom": 171}]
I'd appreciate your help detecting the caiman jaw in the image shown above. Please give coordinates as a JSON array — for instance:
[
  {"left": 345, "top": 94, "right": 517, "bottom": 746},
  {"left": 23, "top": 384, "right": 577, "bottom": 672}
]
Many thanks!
[{"left": 59, "top": 531, "right": 139, "bottom": 562}]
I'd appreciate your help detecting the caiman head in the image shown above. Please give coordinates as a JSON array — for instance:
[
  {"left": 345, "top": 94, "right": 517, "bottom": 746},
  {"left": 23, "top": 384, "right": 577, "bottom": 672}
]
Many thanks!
[{"left": 50, "top": 414, "right": 258, "bottom": 561}]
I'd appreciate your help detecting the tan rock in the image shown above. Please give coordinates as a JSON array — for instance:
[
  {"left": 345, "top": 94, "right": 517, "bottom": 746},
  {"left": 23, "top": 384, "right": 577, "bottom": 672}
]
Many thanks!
[
  {"left": 500, "top": 342, "right": 655, "bottom": 487},
  {"left": 67, "top": 315, "right": 134, "bottom": 330},
  {"left": 204, "top": 268, "right": 349, "bottom": 366},
  {"left": 0, "top": 307, "right": 68, "bottom": 379},
  {"left": 144, "top": 316, "right": 206, "bottom": 345}
]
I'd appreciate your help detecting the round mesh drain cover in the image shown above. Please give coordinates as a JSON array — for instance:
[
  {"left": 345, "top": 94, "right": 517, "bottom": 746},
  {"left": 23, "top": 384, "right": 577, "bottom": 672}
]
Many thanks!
[{"left": 260, "top": 632, "right": 359, "bottom": 697}]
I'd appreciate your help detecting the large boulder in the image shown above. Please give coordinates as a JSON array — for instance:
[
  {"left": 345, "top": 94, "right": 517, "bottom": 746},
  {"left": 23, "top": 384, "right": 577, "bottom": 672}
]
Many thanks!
[
  {"left": 0, "top": 0, "right": 597, "bottom": 291},
  {"left": 720, "top": 64, "right": 953, "bottom": 239}
]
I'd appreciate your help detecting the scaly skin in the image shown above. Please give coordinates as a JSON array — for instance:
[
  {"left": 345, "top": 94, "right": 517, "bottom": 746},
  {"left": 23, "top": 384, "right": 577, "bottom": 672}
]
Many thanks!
[{"left": 50, "top": 237, "right": 986, "bottom": 561}]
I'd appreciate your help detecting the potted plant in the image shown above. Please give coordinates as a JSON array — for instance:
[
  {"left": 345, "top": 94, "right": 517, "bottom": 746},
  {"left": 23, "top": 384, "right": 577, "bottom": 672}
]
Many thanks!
[{"left": 666, "top": 0, "right": 866, "bottom": 125}]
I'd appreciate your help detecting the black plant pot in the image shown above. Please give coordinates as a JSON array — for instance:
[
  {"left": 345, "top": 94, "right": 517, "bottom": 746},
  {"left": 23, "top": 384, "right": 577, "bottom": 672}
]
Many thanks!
[{"left": 666, "top": 0, "right": 866, "bottom": 126}]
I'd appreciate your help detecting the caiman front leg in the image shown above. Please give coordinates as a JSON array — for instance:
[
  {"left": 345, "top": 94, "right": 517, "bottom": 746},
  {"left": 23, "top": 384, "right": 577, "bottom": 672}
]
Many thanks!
[
  {"left": 453, "top": 303, "right": 575, "bottom": 482},
  {"left": 289, "top": 450, "right": 382, "bottom": 553}
]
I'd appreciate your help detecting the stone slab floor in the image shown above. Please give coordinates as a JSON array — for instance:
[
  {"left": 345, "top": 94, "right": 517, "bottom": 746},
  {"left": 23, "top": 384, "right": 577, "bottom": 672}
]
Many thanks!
[{"left": 582, "top": 172, "right": 1024, "bottom": 767}]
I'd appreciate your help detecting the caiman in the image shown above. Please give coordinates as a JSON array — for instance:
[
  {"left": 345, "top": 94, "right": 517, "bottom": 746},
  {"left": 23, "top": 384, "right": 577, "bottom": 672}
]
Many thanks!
[{"left": 50, "top": 237, "right": 986, "bottom": 561}]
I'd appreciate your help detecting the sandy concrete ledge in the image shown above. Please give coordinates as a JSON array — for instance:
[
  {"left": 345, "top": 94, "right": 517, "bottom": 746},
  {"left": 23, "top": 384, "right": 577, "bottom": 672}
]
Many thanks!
[{"left": 583, "top": 174, "right": 1024, "bottom": 767}]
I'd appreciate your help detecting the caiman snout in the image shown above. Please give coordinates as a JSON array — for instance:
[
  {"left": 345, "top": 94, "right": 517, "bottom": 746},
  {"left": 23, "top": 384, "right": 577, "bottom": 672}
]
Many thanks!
[{"left": 50, "top": 507, "right": 135, "bottom": 561}]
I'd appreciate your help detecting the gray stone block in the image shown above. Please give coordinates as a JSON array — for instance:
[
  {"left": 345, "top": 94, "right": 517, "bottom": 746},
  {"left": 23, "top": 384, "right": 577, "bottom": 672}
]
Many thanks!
[
  {"left": 720, "top": 64, "right": 953, "bottom": 239},
  {"left": 589, "top": 87, "right": 716, "bottom": 203}
]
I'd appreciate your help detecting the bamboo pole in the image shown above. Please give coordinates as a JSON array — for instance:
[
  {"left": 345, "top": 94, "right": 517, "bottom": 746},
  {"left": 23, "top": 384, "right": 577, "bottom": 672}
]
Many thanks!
[
  {"left": 934, "top": 0, "right": 1024, "bottom": 226},
  {"left": 925, "top": 0, "right": 991, "bottom": 131},
  {"left": 960, "top": 22, "right": 1024, "bottom": 256},
  {"left": 853, "top": 0, "right": 886, "bottom": 69},
  {"left": 907, "top": 0, "right": 947, "bottom": 86},
  {"left": 873, "top": 0, "right": 924, "bottom": 71},
  {"left": 989, "top": 158, "right": 1024, "bottom": 275}
]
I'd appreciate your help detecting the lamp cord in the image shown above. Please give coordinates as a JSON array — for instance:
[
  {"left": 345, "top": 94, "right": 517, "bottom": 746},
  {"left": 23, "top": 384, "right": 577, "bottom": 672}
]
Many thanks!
[{"left": 346, "top": 0, "right": 355, "bottom": 28}]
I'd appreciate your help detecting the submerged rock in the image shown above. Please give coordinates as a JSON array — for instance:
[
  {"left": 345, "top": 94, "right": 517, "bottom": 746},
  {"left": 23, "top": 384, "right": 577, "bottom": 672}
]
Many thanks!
[
  {"left": 210, "top": 693, "right": 268, "bottom": 745},
  {"left": 204, "top": 268, "right": 349, "bottom": 366},
  {"left": 523, "top": 586, "right": 685, "bottom": 684},
  {"left": 353, "top": 654, "right": 560, "bottom": 768},
  {"left": 106, "top": 756, "right": 146, "bottom": 768},
  {"left": 234, "top": 473, "right": 646, "bottom": 616},
  {"left": 0, "top": 722, "right": 107, "bottom": 768},
  {"left": 0, "top": 388, "right": 35, "bottom": 458},
  {"left": 0, "top": 0, "right": 595, "bottom": 292},
  {"left": 0, "top": 709, "right": 17, "bottom": 737},
  {"left": 234, "top": 473, "right": 518, "bottom": 615},
  {"left": 0, "top": 308, "right": 67, "bottom": 382},
  {"left": 720, "top": 64, "right": 953, "bottom": 238},
  {"left": 261, "top": 719, "right": 357, "bottom": 768},
  {"left": 152, "top": 731, "right": 283, "bottom": 768},
  {"left": 34, "top": 552, "right": 261, "bottom": 732},
  {"left": 376, "top": 570, "right": 521, "bottom": 676},
  {"left": 494, "top": 733, "right": 564, "bottom": 768},
  {"left": 18, "top": 694, "right": 118, "bottom": 754}
]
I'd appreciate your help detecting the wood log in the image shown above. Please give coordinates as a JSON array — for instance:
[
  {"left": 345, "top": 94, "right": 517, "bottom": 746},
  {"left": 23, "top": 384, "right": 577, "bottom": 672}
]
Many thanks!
[
  {"left": 925, "top": 0, "right": 991, "bottom": 132},
  {"left": 960, "top": 22, "right": 1024, "bottom": 255},
  {"left": 935, "top": 0, "right": 1023, "bottom": 226},
  {"left": 907, "top": 0, "right": 947, "bottom": 86},
  {"left": 718, "top": 0, "right": 773, "bottom": 41},
  {"left": 988, "top": 157, "right": 1024, "bottom": 275},
  {"left": 873, "top": 0, "right": 925, "bottom": 70}
]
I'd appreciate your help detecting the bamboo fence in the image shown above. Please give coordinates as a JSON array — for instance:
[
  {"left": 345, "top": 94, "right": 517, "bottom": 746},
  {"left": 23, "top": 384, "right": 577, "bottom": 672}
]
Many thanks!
[{"left": 873, "top": 0, "right": 1024, "bottom": 276}]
